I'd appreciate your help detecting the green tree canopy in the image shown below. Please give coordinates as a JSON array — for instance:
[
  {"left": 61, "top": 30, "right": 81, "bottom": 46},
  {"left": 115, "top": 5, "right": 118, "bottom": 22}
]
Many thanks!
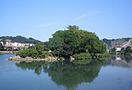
[{"left": 48, "top": 25, "right": 106, "bottom": 58}]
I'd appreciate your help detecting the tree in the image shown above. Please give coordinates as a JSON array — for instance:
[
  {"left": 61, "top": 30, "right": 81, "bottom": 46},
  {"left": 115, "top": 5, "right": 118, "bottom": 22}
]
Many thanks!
[
  {"left": 0, "top": 43, "right": 4, "bottom": 51},
  {"left": 34, "top": 44, "right": 45, "bottom": 54},
  {"left": 48, "top": 25, "right": 106, "bottom": 58},
  {"left": 124, "top": 47, "right": 132, "bottom": 55}
]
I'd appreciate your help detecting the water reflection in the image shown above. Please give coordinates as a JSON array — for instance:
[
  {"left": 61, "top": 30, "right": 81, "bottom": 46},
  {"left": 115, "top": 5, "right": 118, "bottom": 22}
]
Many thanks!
[
  {"left": 15, "top": 55, "right": 132, "bottom": 89},
  {"left": 16, "top": 61, "right": 103, "bottom": 89},
  {"left": 111, "top": 55, "right": 132, "bottom": 68}
]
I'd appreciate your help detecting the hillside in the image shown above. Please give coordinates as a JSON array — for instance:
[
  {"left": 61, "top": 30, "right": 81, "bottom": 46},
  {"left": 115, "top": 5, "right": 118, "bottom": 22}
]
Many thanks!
[
  {"left": 0, "top": 36, "right": 43, "bottom": 44},
  {"left": 103, "top": 38, "right": 132, "bottom": 48}
]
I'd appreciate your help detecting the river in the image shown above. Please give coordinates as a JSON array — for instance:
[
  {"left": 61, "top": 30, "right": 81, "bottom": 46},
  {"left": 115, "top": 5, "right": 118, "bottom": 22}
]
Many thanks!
[{"left": 0, "top": 54, "right": 132, "bottom": 90}]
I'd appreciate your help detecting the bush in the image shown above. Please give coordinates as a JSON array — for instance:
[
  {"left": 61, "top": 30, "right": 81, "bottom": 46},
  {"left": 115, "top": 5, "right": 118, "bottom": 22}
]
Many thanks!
[
  {"left": 96, "top": 53, "right": 110, "bottom": 60},
  {"left": 17, "top": 49, "right": 28, "bottom": 58},
  {"left": 72, "top": 53, "right": 92, "bottom": 64},
  {"left": 73, "top": 53, "right": 92, "bottom": 60},
  {"left": 17, "top": 49, "right": 39, "bottom": 58},
  {"left": 17, "top": 44, "right": 53, "bottom": 59},
  {"left": 39, "top": 51, "right": 52, "bottom": 58}
]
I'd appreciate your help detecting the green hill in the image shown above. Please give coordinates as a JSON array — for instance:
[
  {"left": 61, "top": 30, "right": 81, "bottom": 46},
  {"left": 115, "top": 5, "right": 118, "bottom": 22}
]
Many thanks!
[{"left": 0, "top": 35, "right": 43, "bottom": 44}]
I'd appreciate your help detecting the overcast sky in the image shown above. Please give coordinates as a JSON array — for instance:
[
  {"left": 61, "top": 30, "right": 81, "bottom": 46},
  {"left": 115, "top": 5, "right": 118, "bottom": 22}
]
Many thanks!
[{"left": 0, "top": 0, "right": 132, "bottom": 41}]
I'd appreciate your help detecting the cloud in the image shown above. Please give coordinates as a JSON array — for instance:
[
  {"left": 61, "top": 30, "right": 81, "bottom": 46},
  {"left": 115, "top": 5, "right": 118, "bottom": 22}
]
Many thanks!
[
  {"left": 73, "top": 14, "right": 88, "bottom": 21},
  {"left": 73, "top": 11, "right": 100, "bottom": 21}
]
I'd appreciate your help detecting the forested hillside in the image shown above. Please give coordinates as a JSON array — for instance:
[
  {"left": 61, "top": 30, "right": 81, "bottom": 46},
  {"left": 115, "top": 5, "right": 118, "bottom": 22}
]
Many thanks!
[{"left": 0, "top": 36, "right": 43, "bottom": 44}]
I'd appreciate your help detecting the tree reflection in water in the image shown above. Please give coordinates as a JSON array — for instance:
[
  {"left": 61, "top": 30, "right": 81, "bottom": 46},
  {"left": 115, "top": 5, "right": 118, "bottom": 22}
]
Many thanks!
[{"left": 16, "top": 61, "right": 104, "bottom": 90}]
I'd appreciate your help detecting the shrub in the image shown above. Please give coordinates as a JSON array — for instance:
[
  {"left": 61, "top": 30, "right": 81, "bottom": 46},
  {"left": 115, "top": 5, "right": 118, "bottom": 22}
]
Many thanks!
[
  {"left": 96, "top": 53, "right": 110, "bottom": 61},
  {"left": 17, "top": 44, "right": 53, "bottom": 59},
  {"left": 73, "top": 53, "right": 92, "bottom": 60},
  {"left": 72, "top": 53, "right": 92, "bottom": 64},
  {"left": 17, "top": 49, "right": 39, "bottom": 58},
  {"left": 39, "top": 51, "right": 52, "bottom": 58}
]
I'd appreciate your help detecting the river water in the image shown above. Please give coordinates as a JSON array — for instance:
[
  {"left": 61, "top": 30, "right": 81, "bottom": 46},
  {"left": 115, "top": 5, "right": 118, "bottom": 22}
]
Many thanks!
[{"left": 0, "top": 54, "right": 132, "bottom": 90}]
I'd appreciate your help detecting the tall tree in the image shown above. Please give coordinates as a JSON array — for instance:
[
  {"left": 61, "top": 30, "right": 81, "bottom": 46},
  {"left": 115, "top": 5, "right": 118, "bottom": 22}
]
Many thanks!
[{"left": 48, "top": 25, "right": 106, "bottom": 58}]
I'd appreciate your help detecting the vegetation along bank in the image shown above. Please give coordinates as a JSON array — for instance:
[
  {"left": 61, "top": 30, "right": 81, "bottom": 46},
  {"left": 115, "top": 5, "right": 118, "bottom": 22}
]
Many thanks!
[{"left": 9, "top": 25, "right": 110, "bottom": 64}]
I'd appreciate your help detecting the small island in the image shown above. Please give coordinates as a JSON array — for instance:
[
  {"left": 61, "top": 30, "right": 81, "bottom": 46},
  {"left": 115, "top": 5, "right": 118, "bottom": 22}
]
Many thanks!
[{"left": 9, "top": 25, "right": 109, "bottom": 64}]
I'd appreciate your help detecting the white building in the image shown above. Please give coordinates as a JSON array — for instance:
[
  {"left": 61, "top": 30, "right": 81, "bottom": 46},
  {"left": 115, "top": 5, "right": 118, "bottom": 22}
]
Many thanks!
[
  {"left": 1, "top": 39, "right": 34, "bottom": 50},
  {"left": 116, "top": 48, "right": 121, "bottom": 52}
]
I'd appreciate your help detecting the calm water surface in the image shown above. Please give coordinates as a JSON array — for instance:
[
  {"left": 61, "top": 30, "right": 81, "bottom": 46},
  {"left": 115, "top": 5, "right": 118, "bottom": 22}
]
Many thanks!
[{"left": 0, "top": 54, "right": 132, "bottom": 90}]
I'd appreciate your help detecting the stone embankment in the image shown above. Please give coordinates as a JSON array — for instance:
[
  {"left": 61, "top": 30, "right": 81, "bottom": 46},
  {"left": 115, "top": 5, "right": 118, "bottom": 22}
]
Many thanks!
[
  {"left": 9, "top": 56, "right": 58, "bottom": 63},
  {"left": 0, "top": 51, "right": 17, "bottom": 54}
]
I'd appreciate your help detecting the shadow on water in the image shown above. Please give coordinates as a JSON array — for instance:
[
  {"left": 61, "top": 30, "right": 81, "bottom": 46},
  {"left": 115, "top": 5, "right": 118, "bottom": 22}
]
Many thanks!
[{"left": 16, "top": 61, "right": 104, "bottom": 90}]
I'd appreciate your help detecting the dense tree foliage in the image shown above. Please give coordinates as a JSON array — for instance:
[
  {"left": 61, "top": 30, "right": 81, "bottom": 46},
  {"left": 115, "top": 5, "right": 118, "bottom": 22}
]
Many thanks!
[
  {"left": 124, "top": 47, "right": 132, "bottom": 54},
  {"left": 121, "top": 47, "right": 132, "bottom": 55},
  {"left": 17, "top": 44, "right": 51, "bottom": 58},
  {"left": 49, "top": 25, "right": 106, "bottom": 58}
]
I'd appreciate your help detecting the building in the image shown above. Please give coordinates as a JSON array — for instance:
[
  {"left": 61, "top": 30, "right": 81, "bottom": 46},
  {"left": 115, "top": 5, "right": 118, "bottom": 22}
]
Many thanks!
[
  {"left": 0, "top": 39, "right": 34, "bottom": 50},
  {"left": 116, "top": 48, "right": 121, "bottom": 52},
  {"left": 122, "top": 39, "right": 132, "bottom": 48}
]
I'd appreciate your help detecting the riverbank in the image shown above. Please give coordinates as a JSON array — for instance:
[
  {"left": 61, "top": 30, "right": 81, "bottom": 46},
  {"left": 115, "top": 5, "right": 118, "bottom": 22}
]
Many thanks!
[
  {"left": 8, "top": 53, "right": 110, "bottom": 64},
  {"left": 9, "top": 55, "right": 58, "bottom": 63}
]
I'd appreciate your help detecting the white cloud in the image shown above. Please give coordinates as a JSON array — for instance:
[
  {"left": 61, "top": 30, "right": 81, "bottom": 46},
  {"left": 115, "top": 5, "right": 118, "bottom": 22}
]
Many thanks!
[
  {"left": 73, "top": 14, "right": 88, "bottom": 21},
  {"left": 73, "top": 11, "right": 100, "bottom": 21}
]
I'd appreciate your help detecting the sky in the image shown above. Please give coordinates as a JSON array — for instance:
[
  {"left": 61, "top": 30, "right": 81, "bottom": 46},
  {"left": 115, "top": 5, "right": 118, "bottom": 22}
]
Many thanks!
[{"left": 0, "top": 0, "right": 132, "bottom": 41}]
